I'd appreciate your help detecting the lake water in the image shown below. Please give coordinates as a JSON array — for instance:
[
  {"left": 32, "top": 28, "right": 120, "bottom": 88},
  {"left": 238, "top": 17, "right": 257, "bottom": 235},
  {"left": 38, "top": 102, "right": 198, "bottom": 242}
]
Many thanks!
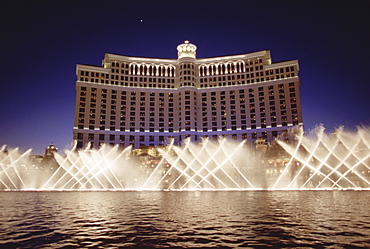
[{"left": 0, "top": 191, "right": 369, "bottom": 248}]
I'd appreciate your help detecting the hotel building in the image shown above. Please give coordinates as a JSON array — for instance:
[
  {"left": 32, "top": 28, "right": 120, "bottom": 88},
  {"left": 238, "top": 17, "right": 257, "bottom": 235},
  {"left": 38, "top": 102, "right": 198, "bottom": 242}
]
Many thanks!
[{"left": 73, "top": 41, "right": 303, "bottom": 149}]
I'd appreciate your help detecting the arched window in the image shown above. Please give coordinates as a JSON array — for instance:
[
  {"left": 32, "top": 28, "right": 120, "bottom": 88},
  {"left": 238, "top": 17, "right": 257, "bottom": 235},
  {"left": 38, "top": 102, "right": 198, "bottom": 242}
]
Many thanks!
[
  {"left": 153, "top": 66, "right": 157, "bottom": 76},
  {"left": 143, "top": 65, "right": 147, "bottom": 75},
  {"left": 240, "top": 61, "right": 245, "bottom": 72},
  {"left": 171, "top": 67, "right": 175, "bottom": 77},
  {"left": 162, "top": 66, "right": 166, "bottom": 76}
]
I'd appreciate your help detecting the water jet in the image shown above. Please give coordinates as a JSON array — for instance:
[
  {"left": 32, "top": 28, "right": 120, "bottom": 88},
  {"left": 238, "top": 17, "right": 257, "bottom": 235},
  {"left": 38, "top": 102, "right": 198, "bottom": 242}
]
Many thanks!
[{"left": 1, "top": 126, "right": 369, "bottom": 191}]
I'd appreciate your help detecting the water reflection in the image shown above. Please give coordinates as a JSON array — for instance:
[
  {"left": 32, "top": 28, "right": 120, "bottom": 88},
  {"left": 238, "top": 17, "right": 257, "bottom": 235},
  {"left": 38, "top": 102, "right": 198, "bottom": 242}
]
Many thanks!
[{"left": 0, "top": 191, "right": 369, "bottom": 248}]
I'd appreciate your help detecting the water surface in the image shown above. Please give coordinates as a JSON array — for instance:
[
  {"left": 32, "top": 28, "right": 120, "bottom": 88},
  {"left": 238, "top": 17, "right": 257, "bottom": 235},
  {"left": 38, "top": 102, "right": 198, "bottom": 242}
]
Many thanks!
[{"left": 0, "top": 191, "right": 369, "bottom": 248}]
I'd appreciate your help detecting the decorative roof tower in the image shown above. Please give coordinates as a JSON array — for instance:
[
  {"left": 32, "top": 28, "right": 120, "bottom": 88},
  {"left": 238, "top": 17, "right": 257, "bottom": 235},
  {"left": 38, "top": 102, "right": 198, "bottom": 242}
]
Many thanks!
[{"left": 177, "top": 40, "right": 197, "bottom": 59}]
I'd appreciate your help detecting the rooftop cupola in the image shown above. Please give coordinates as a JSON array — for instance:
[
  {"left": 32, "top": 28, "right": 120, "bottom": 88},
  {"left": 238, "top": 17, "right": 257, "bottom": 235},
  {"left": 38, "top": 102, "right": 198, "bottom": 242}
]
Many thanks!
[{"left": 177, "top": 40, "right": 197, "bottom": 59}]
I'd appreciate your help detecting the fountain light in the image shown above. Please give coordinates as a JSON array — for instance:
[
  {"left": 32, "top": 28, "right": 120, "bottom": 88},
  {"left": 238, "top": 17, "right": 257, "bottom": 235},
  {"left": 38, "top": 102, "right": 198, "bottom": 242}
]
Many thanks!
[{"left": 1, "top": 125, "right": 370, "bottom": 191}]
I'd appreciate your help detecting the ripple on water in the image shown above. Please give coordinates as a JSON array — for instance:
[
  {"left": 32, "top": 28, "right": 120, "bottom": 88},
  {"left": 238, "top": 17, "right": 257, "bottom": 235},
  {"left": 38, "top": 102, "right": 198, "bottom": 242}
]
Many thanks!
[{"left": 0, "top": 191, "right": 370, "bottom": 248}]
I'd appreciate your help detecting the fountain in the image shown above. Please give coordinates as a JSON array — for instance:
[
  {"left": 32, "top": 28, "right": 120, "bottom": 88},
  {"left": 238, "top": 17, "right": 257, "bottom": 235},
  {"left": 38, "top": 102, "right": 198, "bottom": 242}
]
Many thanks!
[
  {"left": 1, "top": 126, "right": 370, "bottom": 191},
  {"left": 276, "top": 125, "right": 370, "bottom": 189}
]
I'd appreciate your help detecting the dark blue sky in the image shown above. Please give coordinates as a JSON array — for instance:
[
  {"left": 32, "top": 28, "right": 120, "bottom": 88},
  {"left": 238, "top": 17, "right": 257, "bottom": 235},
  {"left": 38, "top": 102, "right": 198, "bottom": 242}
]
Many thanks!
[{"left": 1, "top": 0, "right": 369, "bottom": 154}]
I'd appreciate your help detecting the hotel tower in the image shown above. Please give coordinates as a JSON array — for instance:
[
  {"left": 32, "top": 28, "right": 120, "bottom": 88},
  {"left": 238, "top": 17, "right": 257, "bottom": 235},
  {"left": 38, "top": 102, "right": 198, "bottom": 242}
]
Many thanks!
[{"left": 73, "top": 41, "right": 303, "bottom": 149}]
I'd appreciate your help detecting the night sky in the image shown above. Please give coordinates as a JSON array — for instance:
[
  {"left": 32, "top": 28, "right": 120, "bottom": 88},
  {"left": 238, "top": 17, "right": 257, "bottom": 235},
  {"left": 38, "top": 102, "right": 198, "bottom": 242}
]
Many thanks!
[{"left": 1, "top": 1, "right": 369, "bottom": 155}]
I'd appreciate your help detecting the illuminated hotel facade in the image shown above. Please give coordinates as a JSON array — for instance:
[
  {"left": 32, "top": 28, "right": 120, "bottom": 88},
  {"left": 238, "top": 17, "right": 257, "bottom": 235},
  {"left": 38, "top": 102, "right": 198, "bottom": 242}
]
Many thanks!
[{"left": 73, "top": 41, "right": 303, "bottom": 149}]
